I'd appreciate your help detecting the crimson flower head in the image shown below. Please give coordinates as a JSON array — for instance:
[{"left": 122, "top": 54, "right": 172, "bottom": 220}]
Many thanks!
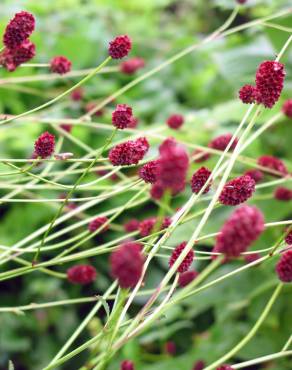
[
  {"left": 255, "top": 60, "right": 285, "bottom": 108},
  {"left": 120, "top": 57, "right": 145, "bottom": 74},
  {"left": 109, "top": 35, "right": 132, "bottom": 59},
  {"left": 193, "top": 361, "right": 205, "bottom": 370},
  {"left": 70, "top": 87, "right": 84, "bottom": 101},
  {"left": 244, "top": 169, "right": 263, "bottom": 183},
  {"left": 257, "top": 155, "right": 288, "bottom": 177},
  {"left": 178, "top": 270, "right": 198, "bottom": 287},
  {"left": 274, "top": 187, "right": 292, "bottom": 201},
  {"left": 139, "top": 216, "right": 171, "bottom": 237},
  {"left": 191, "top": 167, "right": 212, "bottom": 194},
  {"left": 156, "top": 138, "right": 189, "bottom": 195},
  {"left": 124, "top": 219, "right": 140, "bottom": 232},
  {"left": 237, "top": 0, "right": 247, "bottom": 4},
  {"left": 150, "top": 183, "right": 165, "bottom": 200},
  {"left": 120, "top": 360, "right": 135, "bottom": 370},
  {"left": 34, "top": 131, "right": 55, "bottom": 159},
  {"left": 244, "top": 252, "right": 261, "bottom": 264},
  {"left": 285, "top": 230, "right": 292, "bottom": 245},
  {"left": 110, "top": 242, "right": 144, "bottom": 288},
  {"left": 169, "top": 241, "right": 194, "bottom": 273},
  {"left": 112, "top": 104, "right": 133, "bottom": 129},
  {"left": 139, "top": 160, "right": 159, "bottom": 184},
  {"left": 60, "top": 124, "right": 72, "bottom": 133},
  {"left": 67, "top": 265, "right": 97, "bottom": 285},
  {"left": 166, "top": 114, "right": 184, "bottom": 129},
  {"left": 214, "top": 205, "right": 265, "bottom": 258},
  {"left": 165, "top": 341, "right": 176, "bottom": 355},
  {"left": 239, "top": 84, "right": 257, "bottom": 104},
  {"left": 192, "top": 149, "right": 210, "bottom": 163},
  {"left": 282, "top": 99, "right": 292, "bottom": 118},
  {"left": 3, "top": 11, "right": 35, "bottom": 49},
  {"left": 109, "top": 137, "right": 149, "bottom": 166},
  {"left": 50, "top": 56, "right": 72, "bottom": 74},
  {"left": 276, "top": 250, "right": 292, "bottom": 283},
  {"left": 219, "top": 175, "right": 255, "bottom": 206},
  {"left": 216, "top": 365, "right": 234, "bottom": 370},
  {"left": 88, "top": 216, "right": 109, "bottom": 233},
  {"left": 208, "top": 133, "right": 238, "bottom": 152},
  {"left": 0, "top": 40, "right": 35, "bottom": 71}
]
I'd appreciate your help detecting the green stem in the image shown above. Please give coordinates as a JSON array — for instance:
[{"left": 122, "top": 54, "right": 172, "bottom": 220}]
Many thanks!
[{"left": 233, "top": 350, "right": 292, "bottom": 369}]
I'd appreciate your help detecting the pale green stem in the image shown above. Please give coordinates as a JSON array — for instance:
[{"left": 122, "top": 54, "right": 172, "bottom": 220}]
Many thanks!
[
  {"left": 282, "top": 335, "right": 292, "bottom": 351},
  {"left": 233, "top": 350, "right": 292, "bottom": 369}
]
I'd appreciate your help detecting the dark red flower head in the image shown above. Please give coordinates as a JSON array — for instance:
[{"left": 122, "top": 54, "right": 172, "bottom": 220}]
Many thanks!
[
  {"left": 208, "top": 133, "right": 238, "bottom": 152},
  {"left": 50, "top": 56, "right": 72, "bottom": 74},
  {"left": 285, "top": 230, "right": 292, "bottom": 245},
  {"left": 178, "top": 270, "right": 198, "bottom": 287},
  {"left": 156, "top": 138, "right": 189, "bottom": 195},
  {"left": 121, "top": 360, "right": 135, "bottom": 370},
  {"left": 244, "top": 169, "right": 263, "bottom": 183},
  {"left": 60, "top": 124, "right": 72, "bottom": 133},
  {"left": 165, "top": 341, "right": 176, "bottom": 355},
  {"left": 255, "top": 60, "right": 285, "bottom": 108},
  {"left": 244, "top": 252, "right": 261, "bottom": 264},
  {"left": 3, "top": 11, "right": 35, "bottom": 49},
  {"left": 274, "top": 187, "right": 292, "bottom": 201},
  {"left": 257, "top": 155, "right": 288, "bottom": 177},
  {"left": 169, "top": 241, "right": 194, "bottom": 273},
  {"left": 237, "top": 0, "right": 247, "bottom": 4},
  {"left": 109, "top": 35, "right": 132, "bottom": 59},
  {"left": 139, "top": 160, "right": 160, "bottom": 184},
  {"left": 239, "top": 84, "right": 257, "bottom": 104},
  {"left": 150, "top": 183, "right": 165, "bottom": 200},
  {"left": 109, "top": 137, "right": 149, "bottom": 166},
  {"left": 166, "top": 114, "right": 184, "bottom": 129},
  {"left": 214, "top": 205, "right": 265, "bottom": 258},
  {"left": 191, "top": 167, "right": 212, "bottom": 194},
  {"left": 88, "top": 216, "right": 109, "bottom": 233},
  {"left": 192, "top": 149, "right": 211, "bottom": 163},
  {"left": 124, "top": 219, "right": 140, "bottom": 232},
  {"left": 70, "top": 87, "right": 84, "bottom": 101},
  {"left": 112, "top": 104, "right": 133, "bottom": 129},
  {"left": 216, "top": 365, "right": 234, "bottom": 370},
  {"left": 34, "top": 131, "right": 55, "bottom": 159},
  {"left": 282, "top": 99, "right": 292, "bottom": 118},
  {"left": 110, "top": 242, "right": 144, "bottom": 288},
  {"left": 67, "top": 264, "right": 97, "bottom": 285},
  {"left": 276, "top": 250, "right": 292, "bottom": 283},
  {"left": 120, "top": 57, "right": 145, "bottom": 74},
  {"left": 219, "top": 175, "right": 255, "bottom": 206},
  {"left": 0, "top": 40, "right": 36, "bottom": 72},
  {"left": 193, "top": 360, "right": 205, "bottom": 370},
  {"left": 139, "top": 216, "right": 171, "bottom": 237}
]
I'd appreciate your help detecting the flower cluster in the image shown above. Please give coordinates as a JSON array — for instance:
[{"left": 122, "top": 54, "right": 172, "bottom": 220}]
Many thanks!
[
  {"left": 50, "top": 56, "right": 72, "bottom": 74},
  {"left": 178, "top": 270, "right": 198, "bottom": 287},
  {"left": 191, "top": 167, "right": 212, "bottom": 194},
  {"left": 34, "top": 132, "right": 55, "bottom": 159},
  {"left": 120, "top": 360, "right": 135, "bottom": 370},
  {"left": 166, "top": 114, "right": 184, "bottom": 129},
  {"left": 282, "top": 99, "right": 292, "bottom": 118},
  {"left": 208, "top": 133, "right": 238, "bottom": 152},
  {"left": 276, "top": 250, "right": 292, "bottom": 283},
  {"left": 112, "top": 104, "right": 133, "bottom": 129},
  {"left": 88, "top": 216, "right": 109, "bottom": 233},
  {"left": 139, "top": 160, "right": 160, "bottom": 184},
  {"left": 67, "top": 265, "right": 97, "bottom": 285},
  {"left": 257, "top": 155, "right": 288, "bottom": 177},
  {"left": 169, "top": 241, "right": 194, "bottom": 273},
  {"left": 244, "top": 169, "right": 263, "bottom": 183},
  {"left": 139, "top": 216, "right": 171, "bottom": 237},
  {"left": 120, "top": 57, "right": 145, "bottom": 74},
  {"left": 124, "top": 219, "right": 140, "bottom": 232},
  {"left": 219, "top": 175, "right": 256, "bottom": 206},
  {"left": 109, "top": 35, "right": 132, "bottom": 59},
  {"left": 285, "top": 230, "right": 292, "bottom": 245},
  {"left": 274, "top": 187, "right": 292, "bottom": 201},
  {"left": 109, "top": 137, "right": 149, "bottom": 166}
]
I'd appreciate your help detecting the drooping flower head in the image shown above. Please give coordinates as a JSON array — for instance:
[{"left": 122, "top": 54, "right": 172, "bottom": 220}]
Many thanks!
[
  {"left": 88, "top": 216, "right": 109, "bottom": 233},
  {"left": 191, "top": 167, "right": 212, "bottom": 194},
  {"left": 120, "top": 57, "right": 145, "bottom": 74},
  {"left": 274, "top": 187, "right": 292, "bottom": 201},
  {"left": 282, "top": 99, "right": 292, "bottom": 118},
  {"left": 166, "top": 114, "right": 184, "bottom": 129},
  {"left": 110, "top": 242, "right": 144, "bottom": 288},
  {"left": 213, "top": 205, "right": 265, "bottom": 258},
  {"left": 257, "top": 155, "right": 288, "bottom": 177},
  {"left": 109, "top": 35, "right": 132, "bottom": 59},
  {"left": 139, "top": 160, "right": 160, "bottom": 184},
  {"left": 0, "top": 40, "right": 35, "bottom": 71},
  {"left": 67, "top": 265, "right": 97, "bottom": 285},
  {"left": 208, "top": 133, "right": 238, "bottom": 152},
  {"left": 276, "top": 250, "right": 292, "bottom": 283},
  {"left": 112, "top": 104, "right": 133, "bottom": 129},
  {"left": 169, "top": 241, "right": 194, "bottom": 273},
  {"left": 244, "top": 169, "right": 263, "bottom": 183},
  {"left": 50, "top": 56, "right": 72, "bottom": 74},
  {"left": 178, "top": 270, "right": 198, "bottom": 287},
  {"left": 219, "top": 175, "right": 256, "bottom": 206},
  {"left": 34, "top": 131, "right": 55, "bottom": 159},
  {"left": 3, "top": 11, "right": 35, "bottom": 49},
  {"left": 109, "top": 137, "right": 149, "bottom": 166}
]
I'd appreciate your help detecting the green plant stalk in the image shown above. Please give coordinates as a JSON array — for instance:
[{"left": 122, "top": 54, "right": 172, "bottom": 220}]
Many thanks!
[
  {"left": 204, "top": 283, "right": 283, "bottom": 369},
  {"left": 233, "top": 350, "right": 292, "bottom": 369}
]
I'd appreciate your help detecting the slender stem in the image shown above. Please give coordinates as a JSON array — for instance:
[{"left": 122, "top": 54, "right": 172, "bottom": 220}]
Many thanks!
[{"left": 233, "top": 350, "right": 292, "bottom": 369}]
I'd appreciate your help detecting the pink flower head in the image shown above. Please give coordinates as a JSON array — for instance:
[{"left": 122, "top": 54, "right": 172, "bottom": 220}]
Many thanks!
[
  {"left": 239, "top": 84, "right": 257, "bottom": 104},
  {"left": 124, "top": 219, "right": 140, "bottom": 232},
  {"left": 109, "top": 137, "right": 149, "bottom": 166},
  {"left": 237, "top": 0, "right": 247, "bottom": 4},
  {"left": 192, "top": 149, "right": 211, "bottom": 163},
  {"left": 60, "top": 124, "right": 72, "bottom": 133},
  {"left": 112, "top": 104, "right": 133, "bottom": 129},
  {"left": 50, "top": 56, "right": 72, "bottom": 74},
  {"left": 150, "top": 183, "right": 165, "bottom": 200},
  {"left": 285, "top": 230, "right": 292, "bottom": 245},
  {"left": 219, "top": 175, "right": 256, "bottom": 206},
  {"left": 178, "top": 270, "right": 198, "bottom": 287},
  {"left": 255, "top": 60, "right": 285, "bottom": 108},
  {"left": 139, "top": 216, "right": 171, "bottom": 237},
  {"left": 139, "top": 160, "right": 159, "bottom": 184},
  {"left": 165, "top": 341, "right": 176, "bottom": 355},
  {"left": 3, "top": 11, "right": 35, "bottom": 49},
  {"left": 276, "top": 250, "right": 292, "bottom": 283},
  {"left": 257, "top": 155, "right": 288, "bottom": 177},
  {"left": 120, "top": 360, "right": 135, "bottom": 370},
  {"left": 88, "top": 216, "right": 109, "bottom": 233},
  {"left": 109, "top": 35, "right": 132, "bottom": 59},
  {"left": 191, "top": 167, "right": 212, "bottom": 194},
  {"left": 70, "top": 87, "right": 84, "bottom": 101},
  {"left": 244, "top": 169, "right": 263, "bottom": 183},
  {"left": 274, "top": 187, "right": 292, "bottom": 201},
  {"left": 67, "top": 265, "right": 97, "bottom": 285},
  {"left": 216, "top": 366, "right": 234, "bottom": 370},
  {"left": 169, "top": 241, "right": 194, "bottom": 273},
  {"left": 110, "top": 242, "right": 144, "bottom": 288},
  {"left": 0, "top": 40, "right": 35, "bottom": 72},
  {"left": 193, "top": 361, "right": 205, "bottom": 370},
  {"left": 120, "top": 57, "right": 145, "bottom": 74},
  {"left": 34, "top": 131, "right": 55, "bottom": 159},
  {"left": 214, "top": 205, "right": 265, "bottom": 258},
  {"left": 166, "top": 114, "right": 184, "bottom": 129},
  {"left": 208, "top": 133, "right": 238, "bottom": 152},
  {"left": 282, "top": 99, "right": 292, "bottom": 118}
]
